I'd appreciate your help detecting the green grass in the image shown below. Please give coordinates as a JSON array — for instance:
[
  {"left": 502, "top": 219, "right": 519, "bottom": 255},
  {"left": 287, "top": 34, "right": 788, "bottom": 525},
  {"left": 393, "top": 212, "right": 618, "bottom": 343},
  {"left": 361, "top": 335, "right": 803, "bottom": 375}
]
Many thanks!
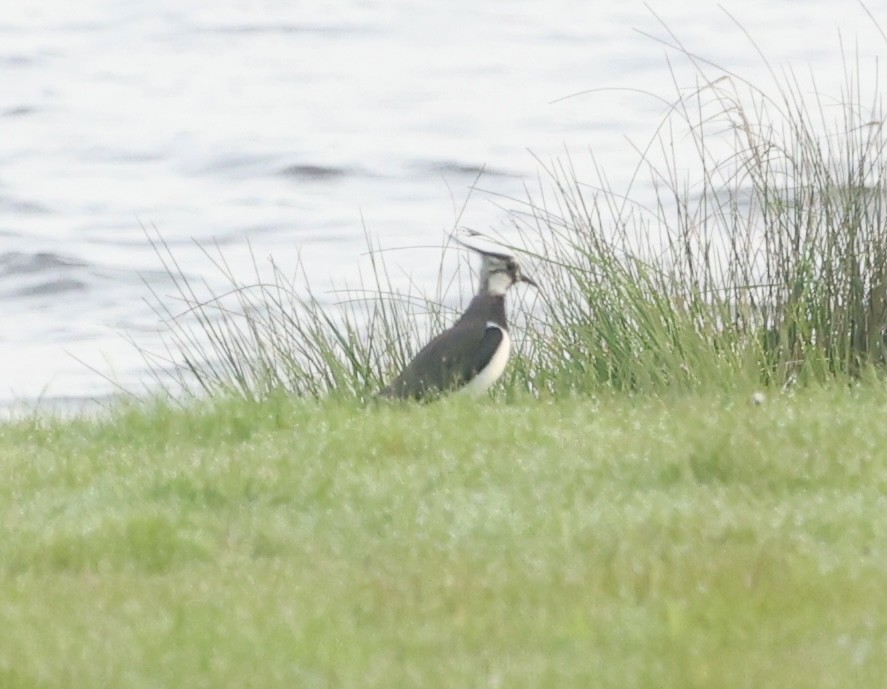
[
  {"left": 140, "top": 30, "right": 887, "bottom": 401},
  {"left": 3, "top": 387, "right": 887, "bottom": 688},
  {"left": 9, "top": 20, "right": 887, "bottom": 688}
]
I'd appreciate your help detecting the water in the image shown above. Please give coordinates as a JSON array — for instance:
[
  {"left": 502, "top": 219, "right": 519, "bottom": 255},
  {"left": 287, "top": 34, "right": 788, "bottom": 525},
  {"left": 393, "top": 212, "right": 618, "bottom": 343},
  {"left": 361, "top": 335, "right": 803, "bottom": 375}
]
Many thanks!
[{"left": 1, "top": 0, "right": 883, "bottom": 407}]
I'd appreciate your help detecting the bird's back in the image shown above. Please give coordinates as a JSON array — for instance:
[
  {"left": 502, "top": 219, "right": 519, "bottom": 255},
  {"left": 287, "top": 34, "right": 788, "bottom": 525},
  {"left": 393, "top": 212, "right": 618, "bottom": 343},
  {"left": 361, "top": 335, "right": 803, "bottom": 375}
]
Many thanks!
[{"left": 380, "top": 295, "right": 507, "bottom": 400}]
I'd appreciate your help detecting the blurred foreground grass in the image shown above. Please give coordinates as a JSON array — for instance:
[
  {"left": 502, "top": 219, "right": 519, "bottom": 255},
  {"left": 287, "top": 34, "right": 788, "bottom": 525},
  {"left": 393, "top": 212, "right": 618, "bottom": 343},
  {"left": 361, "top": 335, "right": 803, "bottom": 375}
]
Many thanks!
[{"left": 2, "top": 387, "right": 886, "bottom": 688}]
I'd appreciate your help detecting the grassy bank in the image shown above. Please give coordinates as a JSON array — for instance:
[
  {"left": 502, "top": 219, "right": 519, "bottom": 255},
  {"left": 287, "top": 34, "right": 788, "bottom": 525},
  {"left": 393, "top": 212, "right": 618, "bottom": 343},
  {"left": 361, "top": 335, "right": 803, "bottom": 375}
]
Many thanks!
[
  {"left": 2, "top": 387, "right": 887, "bottom": 688},
  {"left": 6, "top": 18, "right": 886, "bottom": 689},
  {"left": 145, "top": 43, "right": 887, "bottom": 401}
]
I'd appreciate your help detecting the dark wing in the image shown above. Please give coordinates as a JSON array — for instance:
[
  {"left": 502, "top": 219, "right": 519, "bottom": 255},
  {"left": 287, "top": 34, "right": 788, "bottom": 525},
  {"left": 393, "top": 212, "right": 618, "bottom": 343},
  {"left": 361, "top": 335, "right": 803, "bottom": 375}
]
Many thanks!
[{"left": 380, "top": 319, "right": 503, "bottom": 400}]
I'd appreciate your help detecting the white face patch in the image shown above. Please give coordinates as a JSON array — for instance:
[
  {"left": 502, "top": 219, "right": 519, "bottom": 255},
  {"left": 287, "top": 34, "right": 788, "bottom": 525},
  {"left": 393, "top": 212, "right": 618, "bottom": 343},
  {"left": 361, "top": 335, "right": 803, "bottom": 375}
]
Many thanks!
[
  {"left": 486, "top": 270, "right": 513, "bottom": 296},
  {"left": 459, "top": 323, "right": 511, "bottom": 395}
]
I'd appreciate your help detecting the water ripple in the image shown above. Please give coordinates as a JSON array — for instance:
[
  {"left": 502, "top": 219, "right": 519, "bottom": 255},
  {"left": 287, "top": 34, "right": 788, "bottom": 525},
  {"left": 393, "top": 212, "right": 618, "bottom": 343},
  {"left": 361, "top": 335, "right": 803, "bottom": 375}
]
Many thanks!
[
  {"left": 1, "top": 105, "right": 36, "bottom": 117},
  {"left": 0, "top": 252, "right": 91, "bottom": 298},
  {"left": 278, "top": 164, "right": 350, "bottom": 180},
  {"left": 0, "top": 251, "right": 86, "bottom": 276},
  {"left": 419, "top": 160, "right": 521, "bottom": 179}
]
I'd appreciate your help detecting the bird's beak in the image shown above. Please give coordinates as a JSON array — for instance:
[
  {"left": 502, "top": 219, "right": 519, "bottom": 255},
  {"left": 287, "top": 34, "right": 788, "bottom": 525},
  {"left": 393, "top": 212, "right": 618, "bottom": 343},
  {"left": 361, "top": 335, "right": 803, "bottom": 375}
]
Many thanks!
[{"left": 520, "top": 272, "right": 538, "bottom": 288}]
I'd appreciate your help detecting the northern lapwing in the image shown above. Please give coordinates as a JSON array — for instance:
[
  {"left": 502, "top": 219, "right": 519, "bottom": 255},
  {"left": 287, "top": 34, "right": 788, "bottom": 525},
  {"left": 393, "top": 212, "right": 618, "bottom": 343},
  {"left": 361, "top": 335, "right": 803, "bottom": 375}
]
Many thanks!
[{"left": 379, "top": 245, "right": 536, "bottom": 400}]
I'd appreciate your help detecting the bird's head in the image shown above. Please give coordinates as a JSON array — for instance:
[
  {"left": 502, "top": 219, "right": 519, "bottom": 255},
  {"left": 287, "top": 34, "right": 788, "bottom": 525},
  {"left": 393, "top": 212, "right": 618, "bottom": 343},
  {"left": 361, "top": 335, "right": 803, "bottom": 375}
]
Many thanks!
[{"left": 473, "top": 247, "right": 537, "bottom": 296}]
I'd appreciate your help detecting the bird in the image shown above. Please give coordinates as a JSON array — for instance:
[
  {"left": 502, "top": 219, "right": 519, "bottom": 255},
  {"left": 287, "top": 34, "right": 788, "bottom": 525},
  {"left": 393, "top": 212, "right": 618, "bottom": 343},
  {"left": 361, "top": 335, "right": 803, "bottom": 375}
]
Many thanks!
[{"left": 379, "top": 244, "right": 536, "bottom": 400}]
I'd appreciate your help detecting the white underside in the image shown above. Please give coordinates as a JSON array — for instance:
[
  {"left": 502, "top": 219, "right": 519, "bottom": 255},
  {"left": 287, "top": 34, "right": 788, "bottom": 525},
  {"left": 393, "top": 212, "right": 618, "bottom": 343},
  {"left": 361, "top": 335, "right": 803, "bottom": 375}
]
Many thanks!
[{"left": 459, "top": 322, "right": 511, "bottom": 395}]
